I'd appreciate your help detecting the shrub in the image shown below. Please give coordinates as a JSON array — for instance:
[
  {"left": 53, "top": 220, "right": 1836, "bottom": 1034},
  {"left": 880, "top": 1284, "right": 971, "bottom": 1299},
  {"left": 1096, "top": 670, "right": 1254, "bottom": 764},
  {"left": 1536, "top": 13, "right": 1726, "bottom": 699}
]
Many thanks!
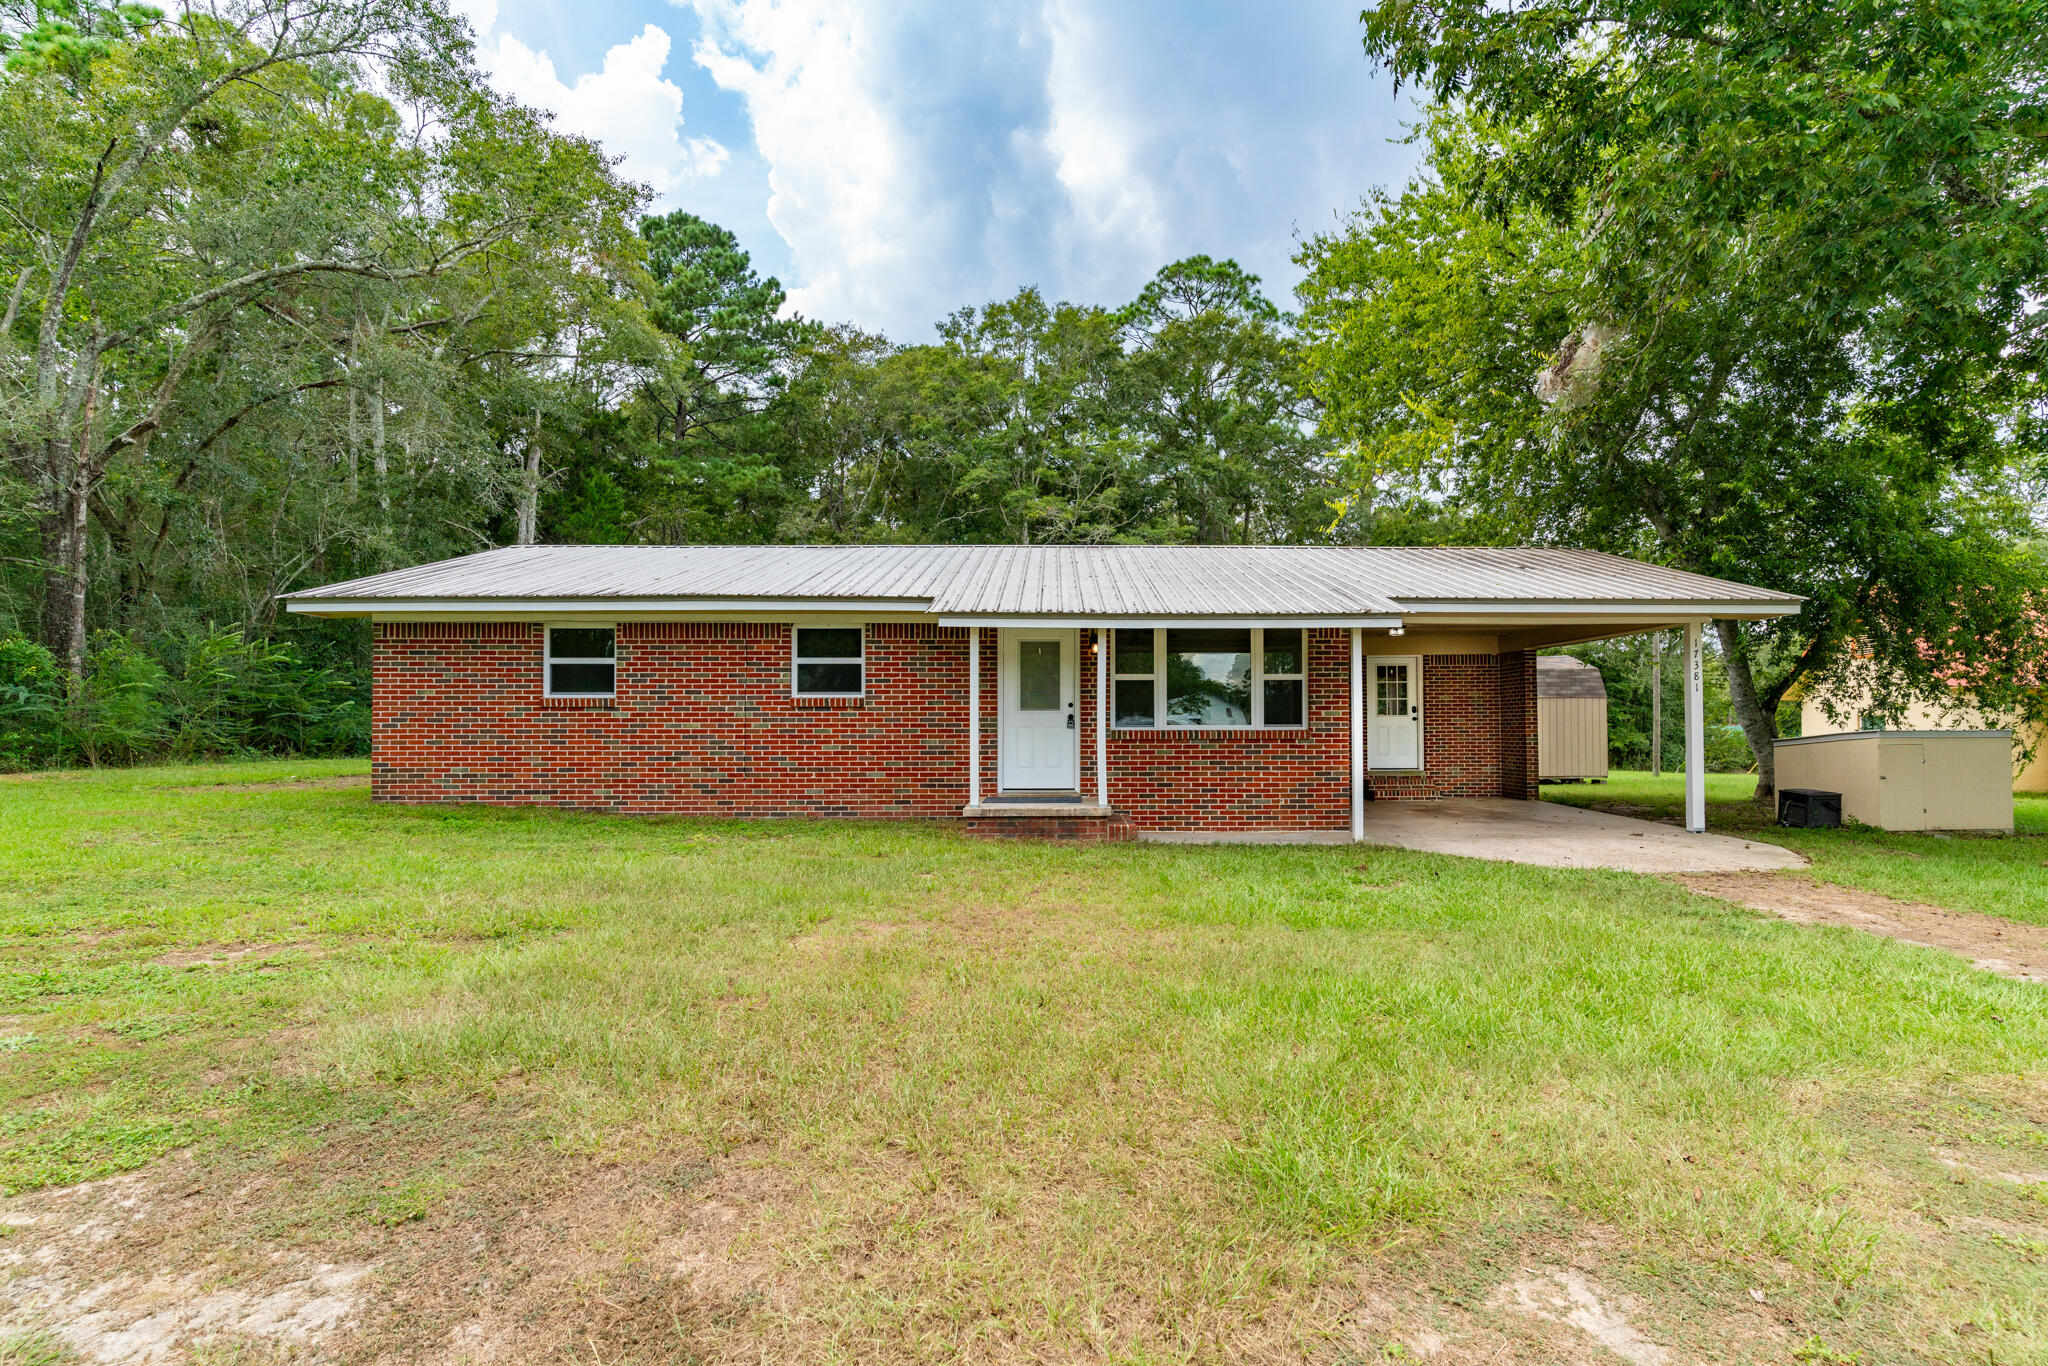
[
  {"left": 0, "top": 628, "right": 368, "bottom": 770},
  {"left": 68, "top": 635, "right": 167, "bottom": 766},
  {"left": 0, "top": 636, "right": 65, "bottom": 769}
]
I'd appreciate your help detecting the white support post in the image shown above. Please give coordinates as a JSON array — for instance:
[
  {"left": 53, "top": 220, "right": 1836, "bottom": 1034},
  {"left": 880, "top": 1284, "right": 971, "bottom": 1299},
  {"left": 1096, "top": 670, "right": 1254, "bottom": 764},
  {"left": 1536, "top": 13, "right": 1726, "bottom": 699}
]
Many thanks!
[
  {"left": 968, "top": 627, "right": 981, "bottom": 808},
  {"left": 1350, "top": 627, "right": 1364, "bottom": 840},
  {"left": 1096, "top": 628, "right": 1109, "bottom": 808},
  {"left": 1683, "top": 620, "right": 1705, "bottom": 833}
]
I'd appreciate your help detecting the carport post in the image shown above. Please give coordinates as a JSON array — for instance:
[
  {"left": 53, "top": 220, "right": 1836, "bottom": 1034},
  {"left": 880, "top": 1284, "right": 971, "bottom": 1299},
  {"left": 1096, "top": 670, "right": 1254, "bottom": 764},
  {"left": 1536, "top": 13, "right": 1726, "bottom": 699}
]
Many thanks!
[
  {"left": 1350, "top": 627, "right": 1364, "bottom": 840},
  {"left": 1683, "top": 621, "right": 1705, "bottom": 833}
]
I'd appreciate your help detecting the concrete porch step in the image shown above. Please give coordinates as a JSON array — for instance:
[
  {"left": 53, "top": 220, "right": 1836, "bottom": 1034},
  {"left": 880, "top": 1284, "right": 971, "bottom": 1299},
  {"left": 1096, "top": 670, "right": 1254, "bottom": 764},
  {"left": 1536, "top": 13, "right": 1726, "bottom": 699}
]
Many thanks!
[{"left": 962, "top": 798, "right": 1112, "bottom": 819}]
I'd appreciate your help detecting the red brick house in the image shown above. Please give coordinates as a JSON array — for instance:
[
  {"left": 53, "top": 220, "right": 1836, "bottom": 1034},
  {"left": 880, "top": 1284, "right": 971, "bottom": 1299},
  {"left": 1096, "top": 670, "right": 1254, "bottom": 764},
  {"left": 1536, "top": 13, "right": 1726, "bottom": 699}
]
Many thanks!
[{"left": 285, "top": 545, "right": 1798, "bottom": 838}]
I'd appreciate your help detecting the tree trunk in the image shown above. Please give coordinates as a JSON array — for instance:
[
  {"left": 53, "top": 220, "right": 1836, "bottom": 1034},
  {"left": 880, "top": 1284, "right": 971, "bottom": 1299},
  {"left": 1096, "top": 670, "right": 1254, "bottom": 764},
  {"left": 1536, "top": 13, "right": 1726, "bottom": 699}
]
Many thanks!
[
  {"left": 1714, "top": 618, "right": 1779, "bottom": 802},
  {"left": 515, "top": 417, "right": 541, "bottom": 546},
  {"left": 39, "top": 449, "right": 76, "bottom": 668},
  {"left": 370, "top": 376, "right": 387, "bottom": 513}
]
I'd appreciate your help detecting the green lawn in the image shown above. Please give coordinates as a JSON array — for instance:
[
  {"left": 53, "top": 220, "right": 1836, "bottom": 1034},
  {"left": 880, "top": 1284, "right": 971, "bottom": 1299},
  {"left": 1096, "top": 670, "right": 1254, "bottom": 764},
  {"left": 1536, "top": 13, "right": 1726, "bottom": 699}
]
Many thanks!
[
  {"left": 1547, "top": 769, "right": 2048, "bottom": 924},
  {"left": 3, "top": 761, "right": 2047, "bottom": 1363}
]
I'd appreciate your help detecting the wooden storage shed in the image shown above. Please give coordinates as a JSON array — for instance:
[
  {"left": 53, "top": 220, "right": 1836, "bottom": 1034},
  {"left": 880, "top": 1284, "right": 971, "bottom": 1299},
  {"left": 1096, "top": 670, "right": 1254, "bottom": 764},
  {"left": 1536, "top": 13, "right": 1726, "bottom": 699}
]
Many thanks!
[
  {"left": 1537, "top": 654, "right": 1608, "bottom": 782},
  {"left": 1774, "top": 730, "right": 2014, "bottom": 832}
]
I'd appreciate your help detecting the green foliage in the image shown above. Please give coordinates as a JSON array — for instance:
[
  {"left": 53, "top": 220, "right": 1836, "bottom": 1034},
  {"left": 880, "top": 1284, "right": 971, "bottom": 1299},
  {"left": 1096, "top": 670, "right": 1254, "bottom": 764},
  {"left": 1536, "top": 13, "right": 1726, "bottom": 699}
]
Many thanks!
[
  {"left": 1555, "top": 638, "right": 1754, "bottom": 773},
  {"left": 1304, "top": 0, "right": 2048, "bottom": 790},
  {"left": 0, "top": 0, "right": 646, "bottom": 679},
  {"left": 69, "top": 634, "right": 165, "bottom": 765},
  {"left": 0, "top": 635, "right": 62, "bottom": 767},
  {"left": 576, "top": 251, "right": 1345, "bottom": 548},
  {"left": 0, "top": 630, "right": 363, "bottom": 769}
]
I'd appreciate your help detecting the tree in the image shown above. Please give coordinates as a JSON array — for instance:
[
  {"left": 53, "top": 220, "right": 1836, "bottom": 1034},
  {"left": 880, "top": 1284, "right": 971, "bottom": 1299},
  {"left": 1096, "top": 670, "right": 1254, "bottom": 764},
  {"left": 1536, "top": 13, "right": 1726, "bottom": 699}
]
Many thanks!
[
  {"left": 627, "top": 210, "right": 811, "bottom": 542},
  {"left": 0, "top": 0, "right": 644, "bottom": 670},
  {"left": 1118, "top": 256, "right": 1335, "bottom": 544},
  {"left": 1311, "top": 0, "right": 2048, "bottom": 797}
]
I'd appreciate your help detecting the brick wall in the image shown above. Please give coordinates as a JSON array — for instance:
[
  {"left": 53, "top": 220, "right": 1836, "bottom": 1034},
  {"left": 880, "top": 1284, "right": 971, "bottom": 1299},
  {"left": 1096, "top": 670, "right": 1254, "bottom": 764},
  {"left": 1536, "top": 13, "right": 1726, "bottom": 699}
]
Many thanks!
[
  {"left": 1496, "top": 648, "right": 1539, "bottom": 799},
  {"left": 371, "top": 623, "right": 1539, "bottom": 828},
  {"left": 371, "top": 620, "right": 969, "bottom": 817}
]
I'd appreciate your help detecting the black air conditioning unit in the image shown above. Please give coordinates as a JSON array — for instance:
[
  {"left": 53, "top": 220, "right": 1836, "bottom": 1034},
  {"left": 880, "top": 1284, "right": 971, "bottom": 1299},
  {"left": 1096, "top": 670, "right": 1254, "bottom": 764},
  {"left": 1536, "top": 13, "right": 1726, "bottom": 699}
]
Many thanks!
[{"left": 1778, "top": 788, "right": 1842, "bottom": 829}]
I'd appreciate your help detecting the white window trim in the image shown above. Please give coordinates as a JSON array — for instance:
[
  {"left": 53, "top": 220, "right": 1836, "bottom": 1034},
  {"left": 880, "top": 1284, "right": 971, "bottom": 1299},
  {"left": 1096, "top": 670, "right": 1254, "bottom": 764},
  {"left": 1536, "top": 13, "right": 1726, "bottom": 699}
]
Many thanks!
[
  {"left": 792, "top": 624, "right": 866, "bottom": 698},
  {"left": 1110, "top": 626, "right": 1308, "bottom": 731},
  {"left": 1366, "top": 652, "right": 1425, "bottom": 772},
  {"left": 544, "top": 623, "right": 617, "bottom": 699}
]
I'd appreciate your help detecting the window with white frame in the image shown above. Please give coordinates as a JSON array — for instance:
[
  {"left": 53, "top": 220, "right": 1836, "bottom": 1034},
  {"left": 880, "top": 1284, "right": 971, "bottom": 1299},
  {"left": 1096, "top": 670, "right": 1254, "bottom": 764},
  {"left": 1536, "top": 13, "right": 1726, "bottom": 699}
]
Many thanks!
[
  {"left": 1111, "top": 627, "right": 1306, "bottom": 729},
  {"left": 794, "top": 626, "right": 864, "bottom": 696},
  {"left": 545, "top": 626, "right": 616, "bottom": 697}
]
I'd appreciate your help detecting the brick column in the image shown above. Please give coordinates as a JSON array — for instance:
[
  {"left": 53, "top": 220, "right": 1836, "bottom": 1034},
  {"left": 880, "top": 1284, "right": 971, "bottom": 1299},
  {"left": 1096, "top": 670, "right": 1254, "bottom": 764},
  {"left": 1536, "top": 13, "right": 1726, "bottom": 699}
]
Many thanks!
[{"left": 1497, "top": 649, "right": 1539, "bottom": 799}]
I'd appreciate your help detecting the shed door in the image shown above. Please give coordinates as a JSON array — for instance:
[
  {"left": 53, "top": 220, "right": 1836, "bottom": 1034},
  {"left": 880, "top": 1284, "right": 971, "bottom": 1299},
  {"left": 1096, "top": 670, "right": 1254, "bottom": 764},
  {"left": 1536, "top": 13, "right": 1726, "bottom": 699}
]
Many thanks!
[
  {"left": 1881, "top": 743, "right": 1927, "bottom": 831},
  {"left": 1367, "top": 656, "right": 1421, "bottom": 770}
]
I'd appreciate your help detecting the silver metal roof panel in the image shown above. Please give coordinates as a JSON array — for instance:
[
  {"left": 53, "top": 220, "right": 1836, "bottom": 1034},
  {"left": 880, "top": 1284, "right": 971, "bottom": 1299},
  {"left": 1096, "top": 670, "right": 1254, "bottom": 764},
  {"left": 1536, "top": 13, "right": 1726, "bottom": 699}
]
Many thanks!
[{"left": 283, "top": 544, "right": 1801, "bottom": 616}]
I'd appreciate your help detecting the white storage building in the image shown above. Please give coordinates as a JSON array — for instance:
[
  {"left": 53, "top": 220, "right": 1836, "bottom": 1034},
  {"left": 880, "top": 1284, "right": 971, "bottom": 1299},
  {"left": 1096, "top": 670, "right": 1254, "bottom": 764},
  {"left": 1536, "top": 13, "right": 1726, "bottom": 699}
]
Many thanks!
[{"left": 1774, "top": 730, "right": 2014, "bottom": 832}]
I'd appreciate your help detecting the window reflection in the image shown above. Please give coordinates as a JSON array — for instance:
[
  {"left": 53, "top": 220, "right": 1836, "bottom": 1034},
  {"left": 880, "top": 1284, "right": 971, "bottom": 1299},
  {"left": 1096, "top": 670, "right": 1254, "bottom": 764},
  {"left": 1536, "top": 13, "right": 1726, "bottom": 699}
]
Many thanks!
[{"left": 1165, "top": 628, "right": 1251, "bottom": 726}]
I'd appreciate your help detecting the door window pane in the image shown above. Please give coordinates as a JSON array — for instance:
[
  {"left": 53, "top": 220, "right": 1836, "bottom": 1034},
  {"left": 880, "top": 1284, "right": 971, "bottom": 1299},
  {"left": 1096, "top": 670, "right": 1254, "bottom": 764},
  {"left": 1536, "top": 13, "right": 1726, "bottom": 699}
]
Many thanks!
[
  {"left": 1263, "top": 678, "right": 1304, "bottom": 727},
  {"left": 1166, "top": 628, "right": 1251, "bottom": 726},
  {"left": 1018, "top": 640, "right": 1061, "bottom": 710},
  {"left": 1376, "top": 665, "right": 1409, "bottom": 716},
  {"left": 1114, "top": 679, "right": 1156, "bottom": 727}
]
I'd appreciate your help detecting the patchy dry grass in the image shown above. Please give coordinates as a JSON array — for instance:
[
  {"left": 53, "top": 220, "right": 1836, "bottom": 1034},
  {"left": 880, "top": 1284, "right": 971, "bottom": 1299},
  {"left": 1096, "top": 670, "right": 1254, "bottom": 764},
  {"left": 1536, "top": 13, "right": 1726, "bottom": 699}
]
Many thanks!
[{"left": 2, "top": 760, "right": 2046, "bottom": 1363}]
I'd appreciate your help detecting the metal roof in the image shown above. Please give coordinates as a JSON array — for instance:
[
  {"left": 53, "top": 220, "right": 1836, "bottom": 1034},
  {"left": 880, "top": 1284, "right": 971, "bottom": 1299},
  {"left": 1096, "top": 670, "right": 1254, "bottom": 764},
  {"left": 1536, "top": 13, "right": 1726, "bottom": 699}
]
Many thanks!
[
  {"left": 1537, "top": 654, "right": 1608, "bottom": 699},
  {"left": 283, "top": 544, "right": 1801, "bottom": 618}
]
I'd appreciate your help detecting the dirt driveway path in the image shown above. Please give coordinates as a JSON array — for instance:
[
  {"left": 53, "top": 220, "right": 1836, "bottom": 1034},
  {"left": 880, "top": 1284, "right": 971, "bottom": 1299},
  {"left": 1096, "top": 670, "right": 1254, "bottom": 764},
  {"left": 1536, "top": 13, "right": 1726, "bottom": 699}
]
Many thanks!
[{"left": 1678, "top": 872, "right": 2048, "bottom": 982}]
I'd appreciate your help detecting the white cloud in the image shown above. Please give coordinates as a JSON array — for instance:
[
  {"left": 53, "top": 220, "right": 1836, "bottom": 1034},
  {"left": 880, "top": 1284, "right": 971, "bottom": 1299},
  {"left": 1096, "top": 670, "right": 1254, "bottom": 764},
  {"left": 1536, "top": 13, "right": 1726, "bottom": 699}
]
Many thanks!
[
  {"left": 476, "top": 21, "right": 728, "bottom": 202},
  {"left": 685, "top": 0, "right": 944, "bottom": 330},
  {"left": 680, "top": 0, "right": 1415, "bottom": 339}
]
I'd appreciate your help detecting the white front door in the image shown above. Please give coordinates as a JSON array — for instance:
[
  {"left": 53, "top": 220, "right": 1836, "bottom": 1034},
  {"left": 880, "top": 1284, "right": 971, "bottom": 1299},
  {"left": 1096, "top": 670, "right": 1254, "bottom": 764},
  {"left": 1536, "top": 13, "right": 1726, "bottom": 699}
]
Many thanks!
[
  {"left": 1000, "top": 629, "right": 1078, "bottom": 791},
  {"left": 1367, "top": 655, "right": 1421, "bottom": 770}
]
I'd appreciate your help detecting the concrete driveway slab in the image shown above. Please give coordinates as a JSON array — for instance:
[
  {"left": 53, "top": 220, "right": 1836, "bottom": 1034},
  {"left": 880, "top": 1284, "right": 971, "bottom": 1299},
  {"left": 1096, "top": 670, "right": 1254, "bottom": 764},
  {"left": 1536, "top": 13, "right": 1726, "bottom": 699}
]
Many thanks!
[
  {"left": 1354, "top": 798, "right": 1806, "bottom": 873},
  {"left": 1140, "top": 798, "right": 1805, "bottom": 873}
]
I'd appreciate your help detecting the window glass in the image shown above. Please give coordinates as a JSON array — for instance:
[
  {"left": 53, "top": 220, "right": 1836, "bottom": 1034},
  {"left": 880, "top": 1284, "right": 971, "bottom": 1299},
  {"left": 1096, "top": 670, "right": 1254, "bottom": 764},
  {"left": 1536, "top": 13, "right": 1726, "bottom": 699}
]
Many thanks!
[
  {"left": 797, "top": 627, "right": 862, "bottom": 660},
  {"left": 549, "top": 663, "right": 615, "bottom": 695},
  {"left": 1113, "top": 630, "right": 1154, "bottom": 675},
  {"left": 794, "top": 626, "right": 864, "bottom": 695},
  {"left": 1263, "top": 678, "right": 1304, "bottom": 727},
  {"left": 1166, "top": 628, "right": 1252, "bottom": 726},
  {"left": 1262, "top": 629, "right": 1302, "bottom": 676},
  {"left": 1114, "top": 678, "right": 1156, "bottom": 727},
  {"left": 1018, "top": 640, "right": 1061, "bottom": 710},
  {"left": 797, "top": 662, "right": 862, "bottom": 694},
  {"left": 546, "top": 626, "right": 616, "bottom": 696},
  {"left": 549, "top": 627, "right": 614, "bottom": 660}
]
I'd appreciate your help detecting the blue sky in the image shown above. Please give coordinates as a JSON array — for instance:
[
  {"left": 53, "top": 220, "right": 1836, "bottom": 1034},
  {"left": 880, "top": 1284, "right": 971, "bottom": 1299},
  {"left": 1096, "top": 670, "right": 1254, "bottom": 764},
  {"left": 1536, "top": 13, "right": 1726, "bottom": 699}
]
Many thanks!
[{"left": 457, "top": 0, "right": 1422, "bottom": 341}]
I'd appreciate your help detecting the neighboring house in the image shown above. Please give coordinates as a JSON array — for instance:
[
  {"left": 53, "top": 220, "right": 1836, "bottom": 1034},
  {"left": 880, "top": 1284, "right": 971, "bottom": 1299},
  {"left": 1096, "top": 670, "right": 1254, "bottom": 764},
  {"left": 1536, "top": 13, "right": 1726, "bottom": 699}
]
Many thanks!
[
  {"left": 285, "top": 545, "right": 1799, "bottom": 838},
  {"left": 1537, "top": 655, "right": 1608, "bottom": 782},
  {"left": 1798, "top": 683, "right": 2046, "bottom": 793}
]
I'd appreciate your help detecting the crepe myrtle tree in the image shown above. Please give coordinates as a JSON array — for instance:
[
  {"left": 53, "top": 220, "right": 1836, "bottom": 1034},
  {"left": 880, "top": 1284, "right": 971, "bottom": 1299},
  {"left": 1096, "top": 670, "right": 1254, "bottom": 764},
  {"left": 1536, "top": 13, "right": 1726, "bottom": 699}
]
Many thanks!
[
  {"left": 0, "top": 0, "right": 641, "bottom": 674},
  {"left": 1312, "top": 0, "right": 2048, "bottom": 798}
]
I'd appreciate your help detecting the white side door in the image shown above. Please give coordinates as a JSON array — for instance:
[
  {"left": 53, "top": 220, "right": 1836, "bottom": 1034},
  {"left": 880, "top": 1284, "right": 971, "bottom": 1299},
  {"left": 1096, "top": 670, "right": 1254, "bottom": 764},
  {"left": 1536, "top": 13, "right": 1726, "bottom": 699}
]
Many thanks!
[
  {"left": 1000, "top": 629, "right": 1078, "bottom": 791},
  {"left": 1367, "top": 655, "right": 1421, "bottom": 770}
]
